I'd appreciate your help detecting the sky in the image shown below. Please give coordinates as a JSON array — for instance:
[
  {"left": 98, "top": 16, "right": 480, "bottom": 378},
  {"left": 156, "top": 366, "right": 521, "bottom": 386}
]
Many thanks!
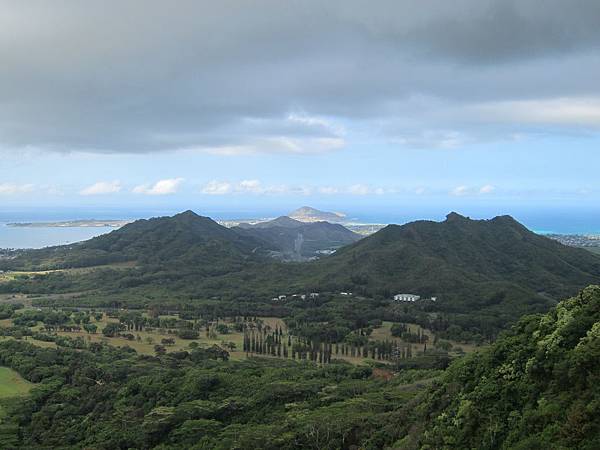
[{"left": 1, "top": 0, "right": 599, "bottom": 218}]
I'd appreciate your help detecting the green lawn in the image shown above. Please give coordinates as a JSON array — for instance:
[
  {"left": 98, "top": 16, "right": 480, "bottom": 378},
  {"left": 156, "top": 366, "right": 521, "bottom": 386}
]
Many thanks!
[{"left": 0, "top": 367, "right": 33, "bottom": 398}]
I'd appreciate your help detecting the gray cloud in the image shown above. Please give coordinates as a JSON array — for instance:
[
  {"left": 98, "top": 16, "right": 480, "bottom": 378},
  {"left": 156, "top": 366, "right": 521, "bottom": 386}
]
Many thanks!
[{"left": 1, "top": 0, "right": 600, "bottom": 153}]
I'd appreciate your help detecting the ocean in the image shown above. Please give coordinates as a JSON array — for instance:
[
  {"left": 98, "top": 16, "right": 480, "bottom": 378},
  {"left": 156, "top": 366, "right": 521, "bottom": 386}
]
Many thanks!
[{"left": 0, "top": 205, "right": 599, "bottom": 249}]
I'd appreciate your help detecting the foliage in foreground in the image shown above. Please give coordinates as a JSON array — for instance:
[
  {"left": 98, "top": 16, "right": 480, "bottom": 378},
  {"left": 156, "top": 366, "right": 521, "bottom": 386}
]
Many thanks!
[
  {"left": 412, "top": 285, "right": 600, "bottom": 450},
  {"left": 0, "top": 340, "right": 434, "bottom": 449}
]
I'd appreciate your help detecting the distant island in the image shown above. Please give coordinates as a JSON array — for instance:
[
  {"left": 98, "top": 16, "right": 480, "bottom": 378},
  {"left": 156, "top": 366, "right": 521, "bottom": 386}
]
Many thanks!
[
  {"left": 7, "top": 219, "right": 132, "bottom": 228},
  {"left": 288, "top": 206, "right": 346, "bottom": 223},
  {"left": 219, "top": 207, "right": 386, "bottom": 236}
]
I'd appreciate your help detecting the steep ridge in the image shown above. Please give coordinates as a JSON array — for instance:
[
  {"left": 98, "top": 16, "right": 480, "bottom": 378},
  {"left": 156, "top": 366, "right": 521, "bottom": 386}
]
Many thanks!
[{"left": 311, "top": 212, "right": 600, "bottom": 300}]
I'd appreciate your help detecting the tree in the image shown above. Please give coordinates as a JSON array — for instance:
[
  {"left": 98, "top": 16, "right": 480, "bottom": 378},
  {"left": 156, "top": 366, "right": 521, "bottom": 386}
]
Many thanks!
[
  {"left": 83, "top": 323, "right": 97, "bottom": 334},
  {"left": 102, "top": 322, "right": 124, "bottom": 337},
  {"left": 176, "top": 329, "right": 200, "bottom": 340},
  {"left": 215, "top": 324, "right": 229, "bottom": 335},
  {"left": 161, "top": 338, "right": 175, "bottom": 346}
]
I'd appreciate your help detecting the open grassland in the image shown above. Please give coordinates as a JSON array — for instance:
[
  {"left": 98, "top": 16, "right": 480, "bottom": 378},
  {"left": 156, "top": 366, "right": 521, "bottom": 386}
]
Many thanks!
[
  {"left": 50, "top": 314, "right": 287, "bottom": 360},
  {"left": 0, "top": 367, "right": 33, "bottom": 398},
  {"left": 370, "top": 321, "right": 481, "bottom": 354},
  {"left": 0, "top": 262, "right": 137, "bottom": 283},
  {"left": 0, "top": 270, "right": 58, "bottom": 283},
  {"left": 0, "top": 311, "right": 283, "bottom": 359},
  {"left": 1, "top": 309, "right": 477, "bottom": 364},
  {"left": 0, "top": 366, "right": 35, "bottom": 420},
  {"left": 0, "top": 335, "right": 57, "bottom": 349}
]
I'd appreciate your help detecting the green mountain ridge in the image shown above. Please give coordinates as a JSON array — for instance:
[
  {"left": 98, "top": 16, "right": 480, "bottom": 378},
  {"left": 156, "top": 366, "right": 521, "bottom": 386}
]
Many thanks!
[
  {"left": 407, "top": 284, "right": 600, "bottom": 449},
  {"left": 314, "top": 212, "right": 600, "bottom": 300}
]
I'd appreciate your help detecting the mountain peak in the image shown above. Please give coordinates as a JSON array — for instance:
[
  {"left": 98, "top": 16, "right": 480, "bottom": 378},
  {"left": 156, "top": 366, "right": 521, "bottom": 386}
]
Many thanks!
[
  {"left": 266, "top": 216, "right": 304, "bottom": 228},
  {"left": 491, "top": 214, "right": 518, "bottom": 223},
  {"left": 174, "top": 210, "right": 201, "bottom": 219},
  {"left": 445, "top": 212, "right": 469, "bottom": 222}
]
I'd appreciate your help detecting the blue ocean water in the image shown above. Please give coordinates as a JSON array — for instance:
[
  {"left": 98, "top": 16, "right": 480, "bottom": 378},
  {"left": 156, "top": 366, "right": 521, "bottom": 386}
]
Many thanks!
[
  {"left": 0, "top": 224, "right": 115, "bottom": 249},
  {"left": 0, "top": 205, "right": 599, "bottom": 249}
]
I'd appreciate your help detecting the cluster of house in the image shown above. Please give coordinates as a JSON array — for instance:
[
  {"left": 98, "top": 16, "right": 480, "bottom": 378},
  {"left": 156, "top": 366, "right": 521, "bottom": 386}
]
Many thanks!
[
  {"left": 272, "top": 291, "right": 357, "bottom": 302},
  {"left": 392, "top": 293, "right": 437, "bottom": 302},
  {"left": 272, "top": 292, "right": 320, "bottom": 302}
]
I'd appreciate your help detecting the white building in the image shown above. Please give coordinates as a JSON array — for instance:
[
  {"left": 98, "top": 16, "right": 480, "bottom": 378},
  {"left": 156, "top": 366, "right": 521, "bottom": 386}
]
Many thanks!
[{"left": 393, "top": 293, "right": 420, "bottom": 302}]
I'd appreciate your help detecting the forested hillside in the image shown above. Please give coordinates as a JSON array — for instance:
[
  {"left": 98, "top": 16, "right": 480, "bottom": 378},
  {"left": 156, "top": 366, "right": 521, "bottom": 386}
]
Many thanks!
[
  {"left": 0, "top": 339, "right": 431, "bottom": 449},
  {"left": 315, "top": 212, "right": 600, "bottom": 300},
  {"left": 409, "top": 284, "right": 600, "bottom": 449}
]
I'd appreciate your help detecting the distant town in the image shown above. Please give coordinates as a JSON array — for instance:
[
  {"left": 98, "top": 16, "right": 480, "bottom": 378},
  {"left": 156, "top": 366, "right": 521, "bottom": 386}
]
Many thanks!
[{"left": 545, "top": 233, "right": 600, "bottom": 249}]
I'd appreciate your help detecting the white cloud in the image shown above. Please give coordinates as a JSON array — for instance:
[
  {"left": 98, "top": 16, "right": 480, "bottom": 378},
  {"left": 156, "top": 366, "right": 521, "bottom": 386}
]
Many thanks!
[
  {"left": 450, "top": 184, "right": 496, "bottom": 196},
  {"left": 479, "top": 184, "right": 495, "bottom": 194},
  {"left": 473, "top": 97, "right": 600, "bottom": 128},
  {"left": 347, "top": 184, "right": 389, "bottom": 195},
  {"left": 347, "top": 184, "right": 370, "bottom": 195},
  {"left": 287, "top": 112, "right": 346, "bottom": 137},
  {"left": 318, "top": 186, "right": 340, "bottom": 195},
  {"left": 201, "top": 179, "right": 299, "bottom": 195},
  {"left": 199, "top": 180, "right": 400, "bottom": 197},
  {"left": 80, "top": 180, "right": 121, "bottom": 196},
  {"left": 391, "top": 129, "right": 468, "bottom": 149},
  {"left": 0, "top": 183, "right": 35, "bottom": 195},
  {"left": 133, "top": 178, "right": 184, "bottom": 195},
  {"left": 202, "top": 136, "right": 345, "bottom": 156},
  {"left": 451, "top": 185, "right": 469, "bottom": 196},
  {"left": 239, "top": 179, "right": 263, "bottom": 193},
  {"left": 42, "top": 185, "right": 64, "bottom": 196},
  {"left": 200, "top": 181, "right": 233, "bottom": 195}
]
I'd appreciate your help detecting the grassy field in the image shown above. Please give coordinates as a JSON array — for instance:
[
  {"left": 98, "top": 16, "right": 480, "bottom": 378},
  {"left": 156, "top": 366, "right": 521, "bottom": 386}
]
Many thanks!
[
  {"left": 0, "top": 366, "right": 35, "bottom": 420},
  {"left": 0, "top": 367, "right": 33, "bottom": 398},
  {"left": 0, "top": 270, "right": 58, "bottom": 283},
  {"left": 370, "top": 321, "right": 481, "bottom": 354},
  {"left": 0, "top": 310, "right": 479, "bottom": 364},
  {"left": 0, "top": 262, "right": 136, "bottom": 284},
  {"left": 51, "top": 314, "right": 288, "bottom": 360}
]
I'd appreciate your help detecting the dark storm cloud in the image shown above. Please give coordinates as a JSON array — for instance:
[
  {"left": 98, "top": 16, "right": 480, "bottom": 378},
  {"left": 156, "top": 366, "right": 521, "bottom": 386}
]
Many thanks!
[{"left": 1, "top": 0, "right": 600, "bottom": 153}]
